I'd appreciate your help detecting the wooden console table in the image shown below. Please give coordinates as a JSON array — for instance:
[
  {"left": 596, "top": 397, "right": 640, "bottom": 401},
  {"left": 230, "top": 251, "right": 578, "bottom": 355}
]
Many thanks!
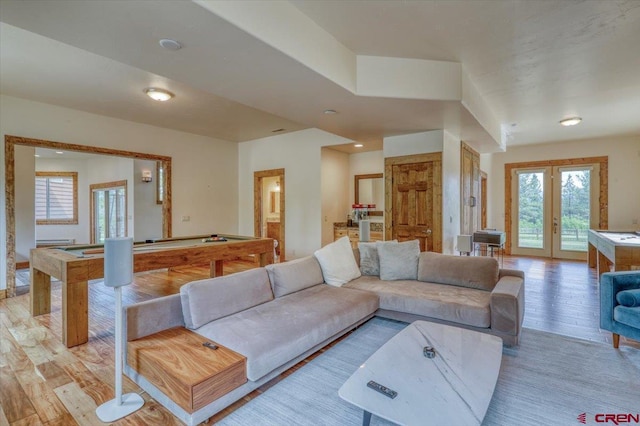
[{"left": 588, "top": 230, "right": 640, "bottom": 276}]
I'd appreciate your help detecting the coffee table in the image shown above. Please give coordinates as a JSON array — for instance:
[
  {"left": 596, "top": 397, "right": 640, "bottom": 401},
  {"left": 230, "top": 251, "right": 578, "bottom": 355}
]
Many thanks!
[{"left": 339, "top": 321, "right": 503, "bottom": 425}]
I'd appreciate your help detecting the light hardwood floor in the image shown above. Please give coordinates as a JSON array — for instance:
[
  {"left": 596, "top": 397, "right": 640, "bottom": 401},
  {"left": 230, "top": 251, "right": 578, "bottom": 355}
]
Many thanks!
[{"left": 1, "top": 256, "right": 638, "bottom": 425}]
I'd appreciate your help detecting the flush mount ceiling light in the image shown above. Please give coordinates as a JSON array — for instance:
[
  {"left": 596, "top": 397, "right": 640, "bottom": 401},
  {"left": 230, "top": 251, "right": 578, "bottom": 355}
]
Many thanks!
[
  {"left": 354, "top": 144, "right": 364, "bottom": 148},
  {"left": 323, "top": 109, "right": 337, "bottom": 115},
  {"left": 143, "top": 88, "right": 174, "bottom": 102},
  {"left": 55, "top": 151, "right": 64, "bottom": 154},
  {"left": 159, "top": 39, "right": 182, "bottom": 51},
  {"left": 559, "top": 117, "right": 582, "bottom": 126}
]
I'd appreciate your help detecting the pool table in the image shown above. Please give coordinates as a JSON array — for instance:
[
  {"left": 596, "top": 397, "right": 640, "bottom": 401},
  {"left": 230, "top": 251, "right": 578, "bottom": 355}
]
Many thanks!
[
  {"left": 30, "top": 234, "right": 274, "bottom": 347},
  {"left": 588, "top": 230, "right": 640, "bottom": 276}
]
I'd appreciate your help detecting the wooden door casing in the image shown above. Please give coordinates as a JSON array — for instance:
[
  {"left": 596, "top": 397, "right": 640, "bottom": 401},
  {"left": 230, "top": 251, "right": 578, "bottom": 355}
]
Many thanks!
[{"left": 385, "top": 153, "right": 442, "bottom": 253}]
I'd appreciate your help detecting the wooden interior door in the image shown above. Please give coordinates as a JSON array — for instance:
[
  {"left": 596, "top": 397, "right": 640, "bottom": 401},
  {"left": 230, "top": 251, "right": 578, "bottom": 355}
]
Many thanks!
[
  {"left": 461, "top": 143, "right": 481, "bottom": 235},
  {"left": 385, "top": 153, "right": 442, "bottom": 252}
]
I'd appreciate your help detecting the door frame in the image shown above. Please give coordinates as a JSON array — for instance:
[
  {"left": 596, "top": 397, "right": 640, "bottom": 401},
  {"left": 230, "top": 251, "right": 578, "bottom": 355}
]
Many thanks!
[
  {"left": 89, "top": 180, "right": 128, "bottom": 244},
  {"left": 384, "top": 153, "right": 442, "bottom": 253},
  {"left": 254, "top": 168, "right": 285, "bottom": 261},
  {"left": 4, "top": 135, "right": 172, "bottom": 298},
  {"left": 504, "top": 156, "right": 608, "bottom": 255}
]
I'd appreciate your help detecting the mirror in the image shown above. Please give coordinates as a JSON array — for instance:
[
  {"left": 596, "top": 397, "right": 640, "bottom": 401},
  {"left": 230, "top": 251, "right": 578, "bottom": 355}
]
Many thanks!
[{"left": 354, "top": 173, "right": 384, "bottom": 216}]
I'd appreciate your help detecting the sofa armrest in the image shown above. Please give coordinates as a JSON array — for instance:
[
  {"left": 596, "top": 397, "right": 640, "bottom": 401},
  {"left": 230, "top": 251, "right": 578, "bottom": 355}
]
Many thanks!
[
  {"left": 125, "top": 294, "right": 184, "bottom": 341},
  {"left": 490, "top": 274, "right": 525, "bottom": 337},
  {"left": 600, "top": 271, "right": 640, "bottom": 330},
  {"left": 499, "top": 268, "right": 524, "bottom": 280}
]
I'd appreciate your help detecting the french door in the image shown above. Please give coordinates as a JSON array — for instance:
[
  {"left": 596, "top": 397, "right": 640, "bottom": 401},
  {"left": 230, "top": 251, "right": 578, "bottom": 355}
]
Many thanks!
[
  {"left": 90, "top": 180, "right": 127, "bottom": 244},
  {"left": 511, "top": 164, "right": 599, "bottom": 260}
]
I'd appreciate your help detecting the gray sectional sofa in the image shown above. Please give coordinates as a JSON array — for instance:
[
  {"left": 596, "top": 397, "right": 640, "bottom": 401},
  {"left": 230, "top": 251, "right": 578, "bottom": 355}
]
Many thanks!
[
  {"left": 124, "top": 244, "right": 524, "bottom": 425},
  {"left": 348, "top": 250, "right": 525, "bottom": 346}
]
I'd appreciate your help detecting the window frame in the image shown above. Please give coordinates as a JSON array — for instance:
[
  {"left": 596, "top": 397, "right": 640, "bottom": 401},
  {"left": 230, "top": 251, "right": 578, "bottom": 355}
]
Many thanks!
[{"left": 35, "top": 171, "right": 79, "bottom": 225}]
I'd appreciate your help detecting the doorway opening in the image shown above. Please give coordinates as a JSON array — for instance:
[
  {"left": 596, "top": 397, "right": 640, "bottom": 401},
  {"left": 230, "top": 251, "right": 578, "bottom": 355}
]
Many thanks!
[
  {"left": 254, "top": 169, "right": 285, "bottom": 262},
  {"left": 505, "top": 157, "right": 608, "bottom": 260},
  {"left": 4, "top": 134, "right": 172, "bottom": 298}
]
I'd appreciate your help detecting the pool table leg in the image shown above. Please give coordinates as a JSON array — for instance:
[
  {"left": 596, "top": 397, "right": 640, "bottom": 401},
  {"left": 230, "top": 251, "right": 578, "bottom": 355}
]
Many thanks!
[
  {"left": 62, "top": 278, "right": 89, "bottom": 348},
  {"left": 211, "top": 260, "right": 224, "bottom": 277},
  {"left": 30, "top": 267, "right": 51, "bottom": 316}
]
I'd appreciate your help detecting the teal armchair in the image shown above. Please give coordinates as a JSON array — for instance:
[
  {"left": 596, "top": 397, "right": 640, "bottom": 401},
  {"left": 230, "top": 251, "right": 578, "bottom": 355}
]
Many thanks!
[{"left": 600, "top": 271, "right": 640, "bottom": 348}]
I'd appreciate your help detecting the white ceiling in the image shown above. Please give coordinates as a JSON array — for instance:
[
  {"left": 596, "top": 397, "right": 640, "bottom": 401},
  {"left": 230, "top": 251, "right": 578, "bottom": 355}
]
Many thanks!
[{"left": 1, "top": 0, "right": 639, "bottom": 153}]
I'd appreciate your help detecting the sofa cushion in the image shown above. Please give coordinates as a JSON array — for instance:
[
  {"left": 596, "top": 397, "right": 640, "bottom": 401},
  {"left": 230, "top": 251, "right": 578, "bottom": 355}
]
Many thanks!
[
  {"left": 193, "top": 285, "right": 379, "bottom": 381},
  {"left": 265, "top": 256, "right": 324, "bottom": 298},
  {"left": 614, "top": 305, "right": 640, "bottom": 328},
  {"left": 345, "top": 275, "right": 491, "bottom": 328},
  {"left": 180, "top": 268, "right": 273, "bottom": 330},
  {"left": 314, "top": 236, "right": 361, "bottom": 286},
  {"left": 418, "top": 251, "right": 499, "bottom": 291},
  {"left": 377, "top": 240, "right": 420, "bottom": 280},
  {"left": 616, "top": 289, "right": 640, "bottom": 307}
]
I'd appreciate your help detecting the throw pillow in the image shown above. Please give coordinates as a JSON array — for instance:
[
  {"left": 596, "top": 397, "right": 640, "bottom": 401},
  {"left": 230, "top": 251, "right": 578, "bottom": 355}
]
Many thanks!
[
  {"left": 358, "top": 240, "right": 398, "bottom": 276},
  {"left": 377, "top": 239, "right": 420, "bottom": 280},
  {"left": 358, "top": 242, "right": 380, "bottom": 276},
  {"left": 314, "top": 236, "right": 361, "bottom": 286},
  {"left": 617, "top": 289, "right": 640, "bottom": 307}
]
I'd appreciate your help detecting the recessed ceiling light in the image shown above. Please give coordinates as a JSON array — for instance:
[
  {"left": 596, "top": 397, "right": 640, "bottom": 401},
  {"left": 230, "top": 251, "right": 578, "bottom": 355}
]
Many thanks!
[
  {"left": 323, "top": 109, "right": 337, "bottom": 115},
  {"left": 559, "top": 117, "right": 582, "bottom": 126},
  {"left": 34, "top": 154, "right": 40, "bottom": 157},
  {"left": 354, "top": 144, "right": 364, "bottom": 148},
  {"left": 159, "top": 39, "right": 182, "bottom": 51},
  {"left": 143, "top": 88, "right": 174, "bottom": 102},
  {"left": 55, "top": 151, "right": 64, "bottom": 154}
]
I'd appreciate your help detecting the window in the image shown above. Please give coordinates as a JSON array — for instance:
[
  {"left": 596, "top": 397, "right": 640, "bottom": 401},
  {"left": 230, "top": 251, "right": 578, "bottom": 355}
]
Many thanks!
[
  {"left": 90, "top": 180, "right": 128, "bottom": 244},
  {"left": 156, "top": 161, "right": 164, "bottom": 204},
  {"left": 35, "top": 172, "right": 78, "bottom": 225}
]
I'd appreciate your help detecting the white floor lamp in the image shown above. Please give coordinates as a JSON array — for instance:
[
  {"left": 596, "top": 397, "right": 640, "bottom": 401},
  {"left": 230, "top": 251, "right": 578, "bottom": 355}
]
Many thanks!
[{"left": 96, "top": 237, "right": 144, "bottom": 422}]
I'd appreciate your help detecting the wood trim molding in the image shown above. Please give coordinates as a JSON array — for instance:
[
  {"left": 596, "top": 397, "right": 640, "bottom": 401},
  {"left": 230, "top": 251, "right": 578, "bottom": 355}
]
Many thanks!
[
  {"left": 253, "top": 168, "right": 285, "bottom": 262},
  {"left": 4, "top": 135, "right": 172, "bottom": 298},
  {"left": 504, "top": 156, "right": 608, "bottom": 255}
]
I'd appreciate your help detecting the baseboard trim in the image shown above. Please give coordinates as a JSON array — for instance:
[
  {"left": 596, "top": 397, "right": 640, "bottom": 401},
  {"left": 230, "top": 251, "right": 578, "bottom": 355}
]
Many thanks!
[{"left": 16, "top": 260, "right": 29, "bottom": 270}]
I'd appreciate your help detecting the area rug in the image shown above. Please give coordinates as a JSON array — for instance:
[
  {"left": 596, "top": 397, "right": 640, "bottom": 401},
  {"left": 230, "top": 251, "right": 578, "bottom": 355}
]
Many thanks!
[{"left": 218, "top": 317, "right": 640, "bottom": 426}]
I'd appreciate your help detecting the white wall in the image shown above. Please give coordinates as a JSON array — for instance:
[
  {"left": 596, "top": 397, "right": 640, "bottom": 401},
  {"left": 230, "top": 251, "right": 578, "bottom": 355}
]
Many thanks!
[
  {"left": 134, "top": 159, "right": 163, "bottom": 241},
  {"left": 442, "top": 131, "right": 461, "bottom": 254},
  {"left": 34, "top": 157, "right": 91, "bottom": 244},
  {"left": 383, "top": 130, "right": 444, "bottom": 158},
  {"left": 486, "top": 135, "right": 640, "bottom": 232},
  {"left": 238, "top": 128, "right": 354, "bottom": 259},
  {"left": 15, "top": 146, "right": 35, "bottom": 261},
  {"left": 1, "top": 95, "right": 239, "bottom": 291},
  {"left": 321, "top": 148, "right": 350, "bottom": 246}
]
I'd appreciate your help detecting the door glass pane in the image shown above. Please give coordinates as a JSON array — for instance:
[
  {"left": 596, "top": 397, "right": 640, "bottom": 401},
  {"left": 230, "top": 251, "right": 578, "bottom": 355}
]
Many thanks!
[
  {"left": 518, "top": 172, "right": 544, "bottom": 248},
  {"left": 560, "top": 170, "right": 590, "bottom": 251},
  {"left": 116, "top": 188, "right": 126, "bottom": 237},
  {"left": 95, "top": 191, "right": 106, "bottom": 243}
]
